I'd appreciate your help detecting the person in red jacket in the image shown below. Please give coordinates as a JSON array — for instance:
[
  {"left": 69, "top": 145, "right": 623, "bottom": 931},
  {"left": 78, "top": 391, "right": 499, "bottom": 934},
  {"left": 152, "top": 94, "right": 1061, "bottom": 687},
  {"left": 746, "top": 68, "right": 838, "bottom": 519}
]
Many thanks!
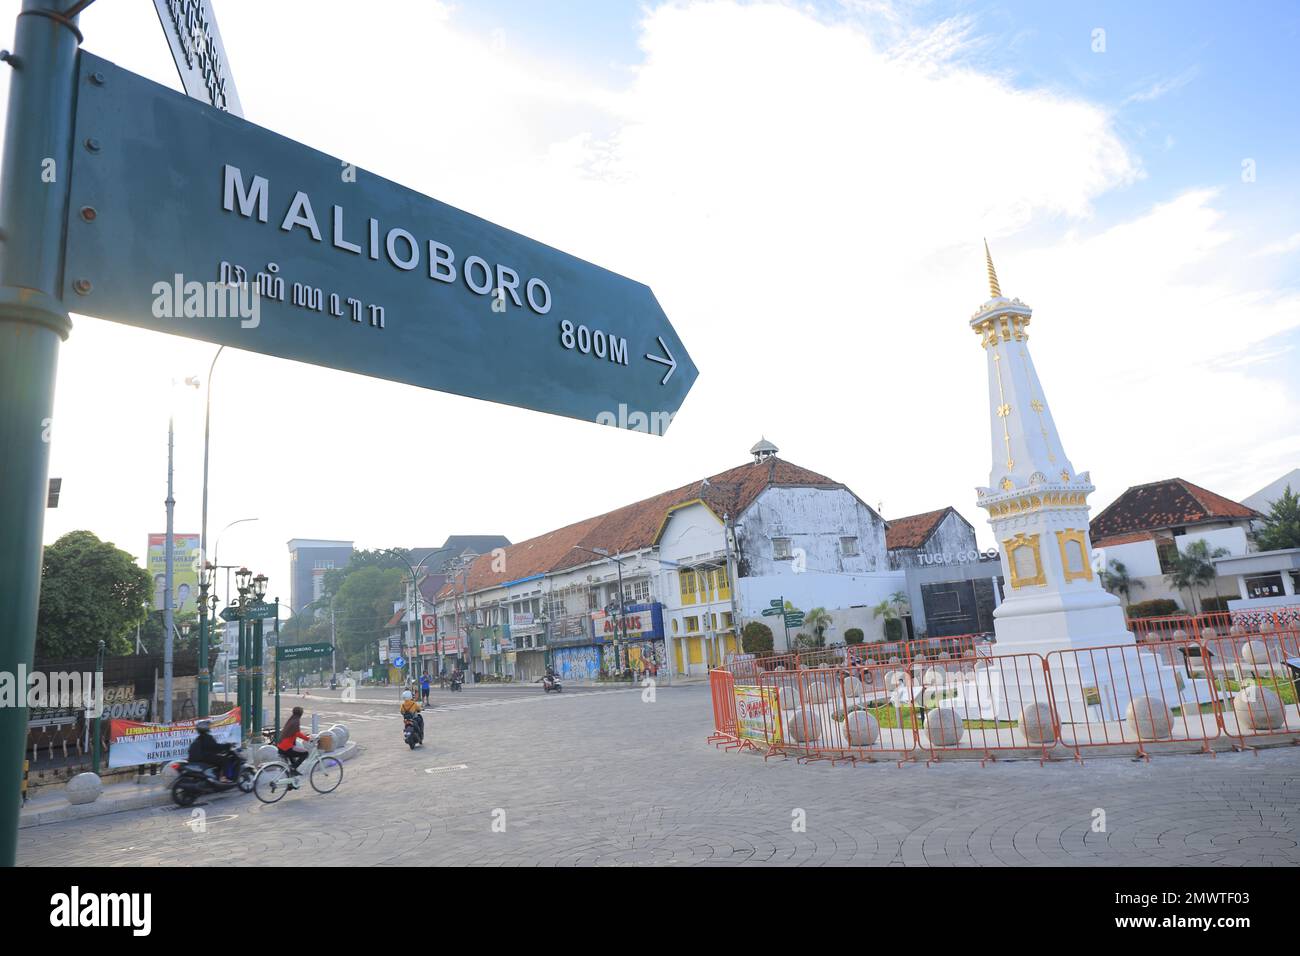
[{"left": 276, "top": 706, "right": 311, "bottom": 774}]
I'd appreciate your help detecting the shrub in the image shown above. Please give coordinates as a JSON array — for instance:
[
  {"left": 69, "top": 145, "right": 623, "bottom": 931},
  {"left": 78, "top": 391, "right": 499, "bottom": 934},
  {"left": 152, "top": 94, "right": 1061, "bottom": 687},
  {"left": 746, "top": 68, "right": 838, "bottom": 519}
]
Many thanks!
[
  {"left": 844, "top": 627, "right": 865, "bottom": 645},
  {"left": 741, "top": 621, "right": 774, "bottom": 655},
  {"left": 883, "top": 618, "right": 904, "bottom": 641},
  {"left": 1126, "top": 598, "right": 1181, "bottom": 619},
  {"left": 1199, "top": 595, "right": 1235, "bottom": 614}
]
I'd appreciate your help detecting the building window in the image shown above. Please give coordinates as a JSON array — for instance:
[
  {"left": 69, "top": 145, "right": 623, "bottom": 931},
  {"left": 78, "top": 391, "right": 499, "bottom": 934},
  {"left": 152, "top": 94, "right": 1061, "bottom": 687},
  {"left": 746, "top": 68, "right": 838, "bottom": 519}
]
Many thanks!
[
  {"left": 840, "top": 537, "right": 858, "bottom": 557},
  {"left": 772, "top": 537, "right": 792, "bottom": 560},
  {"left": 1245, "top": 573, "right": 1285, "bottom": 599},
  {"left": 679, "top": 571, "right": 698, "bottom": 605},
  {"left": 684, "top": 616, "right": 700, "bottom": 633},
  {"left": 623, "top": 580, "right": 650, "bottom": 604},
  {"left": 712, "top": 566, "right": 730, "bottom": 596}
]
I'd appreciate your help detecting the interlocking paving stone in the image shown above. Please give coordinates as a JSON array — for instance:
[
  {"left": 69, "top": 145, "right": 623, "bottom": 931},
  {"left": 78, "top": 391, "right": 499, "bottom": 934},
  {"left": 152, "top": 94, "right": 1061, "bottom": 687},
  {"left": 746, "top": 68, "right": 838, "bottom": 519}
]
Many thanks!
[{"left": 16, "top": 683, "right": 1300, "bottom": 866}]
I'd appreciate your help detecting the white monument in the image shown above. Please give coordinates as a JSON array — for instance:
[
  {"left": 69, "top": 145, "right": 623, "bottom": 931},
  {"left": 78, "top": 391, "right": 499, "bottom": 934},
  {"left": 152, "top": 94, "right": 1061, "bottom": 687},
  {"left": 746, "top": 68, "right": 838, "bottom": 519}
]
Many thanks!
[{"left": 961, "top": 244, "right": 1179, "bottom": 720}]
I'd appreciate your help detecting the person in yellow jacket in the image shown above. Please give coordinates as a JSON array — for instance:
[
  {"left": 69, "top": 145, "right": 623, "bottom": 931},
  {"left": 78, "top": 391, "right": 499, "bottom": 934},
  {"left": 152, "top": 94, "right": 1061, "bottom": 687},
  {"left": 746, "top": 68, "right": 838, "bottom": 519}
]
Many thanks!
[{"left": 400, "top": 690, "right": 424, "bottom": 743}]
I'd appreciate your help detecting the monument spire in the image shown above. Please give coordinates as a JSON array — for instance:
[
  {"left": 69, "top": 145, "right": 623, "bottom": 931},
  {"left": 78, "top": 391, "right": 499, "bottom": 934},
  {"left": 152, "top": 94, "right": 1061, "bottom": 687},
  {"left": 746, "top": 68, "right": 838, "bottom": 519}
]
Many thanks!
[{"left": 984, "top": 238, "right": 1001, "bottom": 298}]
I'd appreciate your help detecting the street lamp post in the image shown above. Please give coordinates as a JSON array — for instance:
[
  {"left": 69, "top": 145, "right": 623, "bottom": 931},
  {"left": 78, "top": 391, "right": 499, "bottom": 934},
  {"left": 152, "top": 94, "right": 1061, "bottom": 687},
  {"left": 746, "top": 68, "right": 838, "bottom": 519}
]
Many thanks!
[
  {"left": 571, "top": 546, "right": 630, "bottom": 679},
  {"left": 251, "top": 573, "right": 268, "bottom": 740},
  {"left": 377, "top": 549, "right": 442, "bottom": 689},
  {"left": 234, "top": 566, "right": 252, "bottom": 741}
]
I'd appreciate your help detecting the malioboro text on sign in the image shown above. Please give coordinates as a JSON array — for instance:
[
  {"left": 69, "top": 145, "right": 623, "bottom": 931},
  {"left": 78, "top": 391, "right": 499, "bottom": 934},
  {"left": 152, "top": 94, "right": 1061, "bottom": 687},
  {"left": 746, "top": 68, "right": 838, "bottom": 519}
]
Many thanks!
[{"left": 62, "top": 53, "right": 697, "bottom": 429}]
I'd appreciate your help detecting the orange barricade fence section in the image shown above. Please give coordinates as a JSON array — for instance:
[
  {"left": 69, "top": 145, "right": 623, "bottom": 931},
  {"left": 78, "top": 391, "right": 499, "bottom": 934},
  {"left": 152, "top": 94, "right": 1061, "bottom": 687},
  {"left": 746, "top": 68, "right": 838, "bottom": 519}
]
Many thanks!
[
  {"left": 707, "top": 669, "right": 738, "bottom": 746},
  {"left": 758, "top": 664, "right": 918, "bottom": 766},
  {"left": 1046, "top": 637, "right": 1223, "bottom": 761},
  {"left": 709, "top": 633, "right": 1300, "bottom": 766},
  {"left": 1199, "top": 629, "right": 1300, "bottom": 749},
  {"left": 911, "top": 652, "right": 1056, "bottom": 766}
]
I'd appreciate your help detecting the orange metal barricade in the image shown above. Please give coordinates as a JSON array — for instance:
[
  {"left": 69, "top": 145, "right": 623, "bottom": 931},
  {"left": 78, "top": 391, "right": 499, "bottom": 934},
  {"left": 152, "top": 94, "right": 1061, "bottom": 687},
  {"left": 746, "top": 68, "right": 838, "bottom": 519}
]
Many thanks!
[
  {"left": 912, "top": 652, "right": 1057, "bottom": 765},
  {"left": 759, "top": 664, "right": 918, "bottom": 766},
  {"left": 1046, "top": 638, "right": 1223, "bottom": 761},
  {"left": 709, "top": 630, "right": 1300, "bottom": 766},
  {"left": 707, "top": 669, "right": 738, "bottom": 746},
  {"left": 1199, "top": 630, "right": 1300, "bottom": 750}
]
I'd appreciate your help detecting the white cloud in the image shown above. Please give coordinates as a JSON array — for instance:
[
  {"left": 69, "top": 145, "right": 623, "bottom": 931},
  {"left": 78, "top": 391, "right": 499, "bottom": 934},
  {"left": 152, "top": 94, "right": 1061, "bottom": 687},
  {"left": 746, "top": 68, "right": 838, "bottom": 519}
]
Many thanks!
[{"left": 16, "top": 0, "right": 1297, "bottom": 592}]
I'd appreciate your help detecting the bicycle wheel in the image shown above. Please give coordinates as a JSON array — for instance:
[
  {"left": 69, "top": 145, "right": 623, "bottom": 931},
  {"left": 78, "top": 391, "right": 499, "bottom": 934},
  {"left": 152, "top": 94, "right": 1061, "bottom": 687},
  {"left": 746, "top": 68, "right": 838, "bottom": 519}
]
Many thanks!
[
  {"left": 309, "top": 756, "right": 343, "bottom": 794},
  {"left": 253, "top": 763, "right": 292, "bottom": 804}
]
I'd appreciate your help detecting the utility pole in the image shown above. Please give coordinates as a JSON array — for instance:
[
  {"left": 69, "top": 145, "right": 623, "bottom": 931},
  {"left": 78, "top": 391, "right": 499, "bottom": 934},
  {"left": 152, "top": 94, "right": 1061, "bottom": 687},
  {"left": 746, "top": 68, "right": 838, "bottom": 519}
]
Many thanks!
[
  {"left": 0, "top": 0, "right": 80, "bottom": 866},
  {"left": 163, "top": 416, "right": 176, "bottom": 722}
]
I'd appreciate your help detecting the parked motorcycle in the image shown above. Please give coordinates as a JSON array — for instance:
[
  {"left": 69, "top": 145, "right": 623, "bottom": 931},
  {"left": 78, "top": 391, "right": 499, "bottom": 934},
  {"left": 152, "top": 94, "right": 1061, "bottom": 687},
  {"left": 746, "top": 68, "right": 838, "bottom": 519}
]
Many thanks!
[
  {"left": 169, "top": 751, "right": 254, "bottom": 806},
  {"left": 403, "top": 712, "right": 425, "bottom": 749},
  {"left": 539, "top": 674, "right": 563, "bottom": 694}
]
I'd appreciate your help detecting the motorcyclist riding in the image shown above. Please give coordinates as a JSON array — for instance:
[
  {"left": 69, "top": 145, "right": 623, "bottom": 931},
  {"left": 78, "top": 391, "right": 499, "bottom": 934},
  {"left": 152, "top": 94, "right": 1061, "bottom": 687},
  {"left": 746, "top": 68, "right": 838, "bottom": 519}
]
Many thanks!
[
  {"left": 188, "top": 719, "right": 236, "bottom": 781},
  {"left": 400, "top": 690, "right": 424, "bottom": 741}
]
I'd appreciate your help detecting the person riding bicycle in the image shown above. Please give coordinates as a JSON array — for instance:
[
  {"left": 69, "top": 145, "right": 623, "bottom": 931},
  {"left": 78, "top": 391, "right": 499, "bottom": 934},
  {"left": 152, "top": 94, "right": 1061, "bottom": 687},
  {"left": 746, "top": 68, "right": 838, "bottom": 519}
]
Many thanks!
[
  {"left": 188, "top": 719, "right": 236, "bottom": 781},
  {"left": 276, "top": 706, "right": 312, "bottom": 775},
  {"left": 400, "top": 690, "right": 424, "bottom": 739}
]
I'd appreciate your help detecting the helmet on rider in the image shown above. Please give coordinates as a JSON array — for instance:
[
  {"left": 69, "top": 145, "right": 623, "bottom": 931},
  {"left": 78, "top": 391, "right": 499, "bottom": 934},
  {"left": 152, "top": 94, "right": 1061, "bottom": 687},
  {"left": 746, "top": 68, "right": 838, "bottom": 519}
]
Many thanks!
[
  {"left": 195, "top": 719, "right": 212, "bottom": 733},
  {"left": 401, "top": 690, "right": 413, "bottom": 700}
]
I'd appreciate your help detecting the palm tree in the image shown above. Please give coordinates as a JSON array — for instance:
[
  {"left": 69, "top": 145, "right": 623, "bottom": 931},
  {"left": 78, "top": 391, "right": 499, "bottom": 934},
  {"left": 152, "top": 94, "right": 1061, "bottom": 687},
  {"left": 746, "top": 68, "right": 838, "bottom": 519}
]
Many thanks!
[
  {"left": 872, "top": 598, "right": 902, "bottom": 642},
  {"left": 803, "top": 607, "right": 832, "bottom": 647},
  {"left": 1101, "top": 559, "right": 1144, "bottom": 607},
  {"left": 1165, "top": 539, "right": 1229, "bottom": 615}
]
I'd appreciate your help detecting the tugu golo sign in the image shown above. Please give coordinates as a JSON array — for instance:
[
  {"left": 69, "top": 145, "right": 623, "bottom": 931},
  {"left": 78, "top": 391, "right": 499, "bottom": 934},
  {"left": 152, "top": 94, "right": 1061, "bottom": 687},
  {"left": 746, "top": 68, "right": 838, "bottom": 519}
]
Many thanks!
[{"left": 63, "top": 52, "right": 697, "bottom": 432}]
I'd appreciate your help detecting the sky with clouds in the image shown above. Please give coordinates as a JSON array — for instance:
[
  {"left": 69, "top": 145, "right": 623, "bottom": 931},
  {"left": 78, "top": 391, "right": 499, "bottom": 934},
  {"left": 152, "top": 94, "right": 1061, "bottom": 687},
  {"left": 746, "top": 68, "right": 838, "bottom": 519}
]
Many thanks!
[{"left": 5, "top": 0, "right": 1298, "bottom": 604}]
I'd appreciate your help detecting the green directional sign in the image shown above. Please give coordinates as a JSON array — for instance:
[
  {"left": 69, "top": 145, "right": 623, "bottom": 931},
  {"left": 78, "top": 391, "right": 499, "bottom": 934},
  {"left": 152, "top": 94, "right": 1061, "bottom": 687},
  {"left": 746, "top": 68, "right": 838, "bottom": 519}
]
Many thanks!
[
  {"left": 62, "top": 53, "right": 697, "bottom": 432},
  {"left": 219, "top": 601, "right": 276, "bottom": 621},
  {"left": 277, "top": 642, "right": 334, "bottom": 662},
  {"left": 785, "top": 613, "right": 805, "bottom": 627},
  {"left": 769, "top": 599, "right": 784, "bottom": 608},
  {"left": 243, "top": 601, "right": 277, "bottom": 620},
  {"left": 760, "top": 607, "right": 783, "bottom": 617}
]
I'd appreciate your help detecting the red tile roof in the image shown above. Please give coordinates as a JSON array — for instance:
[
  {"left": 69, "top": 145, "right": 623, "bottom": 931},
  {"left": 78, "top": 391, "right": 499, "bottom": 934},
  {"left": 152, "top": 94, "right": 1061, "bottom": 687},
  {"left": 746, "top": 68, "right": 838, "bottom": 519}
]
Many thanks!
[
  {"left": 439, "top": 457, "right": 846, "bottom": 598},
  {"left": 885, "top": 508, "right": 954, "bottom": 551},
  {"left": 1090, "top": 478, "right": 1259, "bottom": 543},
  {"left": 1091, "top": 530, "right": 1159, "bottom": 548}
]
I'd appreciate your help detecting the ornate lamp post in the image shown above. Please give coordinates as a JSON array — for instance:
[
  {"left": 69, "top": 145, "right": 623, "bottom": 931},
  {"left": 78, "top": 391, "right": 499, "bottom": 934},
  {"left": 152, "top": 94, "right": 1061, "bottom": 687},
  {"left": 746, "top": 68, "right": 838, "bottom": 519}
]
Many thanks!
[
  {"left": 234, "top": 566, "right": 252, "bottom": 740},
  {"left": 197, "top": 561, "right": 215, "bottom": 716},
  {"left": 251, "top": 573, "right": 268, "bottom": 740}
]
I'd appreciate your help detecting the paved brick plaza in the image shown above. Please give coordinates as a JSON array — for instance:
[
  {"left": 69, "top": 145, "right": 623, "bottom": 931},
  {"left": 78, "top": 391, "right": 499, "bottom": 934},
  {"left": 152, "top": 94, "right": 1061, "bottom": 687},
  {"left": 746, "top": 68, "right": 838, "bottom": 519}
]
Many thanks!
[{"left": 19, "top": 684, "right": 1300, "bottom": 867}]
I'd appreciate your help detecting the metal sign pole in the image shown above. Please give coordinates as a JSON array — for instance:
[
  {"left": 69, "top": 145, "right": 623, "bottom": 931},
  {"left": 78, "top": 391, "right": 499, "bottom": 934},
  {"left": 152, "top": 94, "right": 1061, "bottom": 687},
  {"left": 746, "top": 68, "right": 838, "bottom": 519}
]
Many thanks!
[{"left": 0, "top": 0, "right": 80, "bottom": 866}]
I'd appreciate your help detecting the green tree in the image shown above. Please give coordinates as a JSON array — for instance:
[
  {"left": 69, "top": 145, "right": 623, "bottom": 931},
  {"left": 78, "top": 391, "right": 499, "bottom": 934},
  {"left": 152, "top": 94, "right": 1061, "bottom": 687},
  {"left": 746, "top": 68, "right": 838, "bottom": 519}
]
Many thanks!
[
  {"left": 803, "top": 607, "right": 833, "bottom": 646},
  {"left": 872, "top": 590, "right": 910, "bottom": 641},
  {"left": 1256, "top": 485, "right": 1300, "bottom": 552},
  {"left": 1165, "top": 539, "right": 1229, "bottom": 615},
  {"left": 322, "top": 547, "right": 411, "bottom": 598},
  {"left": 1100, "top": 559, "right": 1144, "bottom": 606},
  {"left": 741, "top": 620, "right": 774, "bottom": 655},
  {"left": 331, "top": 565, "right": 404, "bottom": 669},
  {"left": 36, "top": 530, "right": 152, "bottom": 659}
]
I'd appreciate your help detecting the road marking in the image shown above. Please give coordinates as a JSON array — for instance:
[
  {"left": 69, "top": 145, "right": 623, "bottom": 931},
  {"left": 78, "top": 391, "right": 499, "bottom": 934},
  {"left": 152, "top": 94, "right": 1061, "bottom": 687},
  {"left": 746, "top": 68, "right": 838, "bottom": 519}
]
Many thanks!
[{"left": 424, "top": 764, "right": 468, "bottom": 774}]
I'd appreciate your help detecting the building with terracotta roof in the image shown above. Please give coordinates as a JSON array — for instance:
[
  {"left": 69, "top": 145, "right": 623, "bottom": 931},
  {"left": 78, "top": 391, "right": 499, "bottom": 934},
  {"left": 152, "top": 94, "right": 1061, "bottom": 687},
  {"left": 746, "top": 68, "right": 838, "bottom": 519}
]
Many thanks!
[
  {"left": 1090, "top": 478, "right": 1260, "bottom": 612},
  {"left": 886, "top": 507, "right": 977, "bottom": 570},
  {"left": 434, "top": 441, "right": 903, "bottom": 680}
]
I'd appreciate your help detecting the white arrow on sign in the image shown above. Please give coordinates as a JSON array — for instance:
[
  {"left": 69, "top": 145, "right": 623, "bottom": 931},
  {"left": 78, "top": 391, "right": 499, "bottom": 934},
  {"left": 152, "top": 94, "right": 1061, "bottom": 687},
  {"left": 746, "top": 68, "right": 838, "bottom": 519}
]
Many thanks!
[{"left": 645, "top": 336, "right": 678, "bottom": 385}]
